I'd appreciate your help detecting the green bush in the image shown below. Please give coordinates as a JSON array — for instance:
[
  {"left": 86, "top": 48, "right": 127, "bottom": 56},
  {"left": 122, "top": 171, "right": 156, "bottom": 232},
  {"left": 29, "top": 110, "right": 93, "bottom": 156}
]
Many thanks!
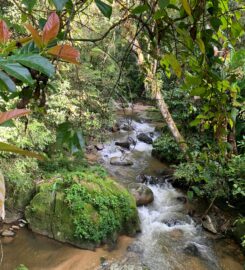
[
  {"left": 152, "top": 133, "right": 185, "bottom": 163},
  {"left": 174, "top": 153, "right": 245, "bottom": 200},
  {"left": 0, "top": 157, "right": 39, "bottom": 211}
]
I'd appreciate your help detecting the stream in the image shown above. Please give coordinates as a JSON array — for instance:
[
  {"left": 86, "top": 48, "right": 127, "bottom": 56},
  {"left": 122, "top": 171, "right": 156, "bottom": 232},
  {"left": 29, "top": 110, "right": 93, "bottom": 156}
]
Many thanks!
[{"left": 1, "top": 103, "right": 244, "bottom": 270}]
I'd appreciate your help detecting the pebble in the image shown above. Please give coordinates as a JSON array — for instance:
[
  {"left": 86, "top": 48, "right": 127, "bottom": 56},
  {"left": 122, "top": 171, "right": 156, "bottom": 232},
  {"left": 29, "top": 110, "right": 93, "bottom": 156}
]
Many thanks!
[
  {"left": 18, "top": 219, "right": 27, "bottom": 224},
  {"left": 11, "top": 225, "right": 20, "bottom": 230},
  {"left": 1, "top": 229, "right": 15, "bottom": 237}
]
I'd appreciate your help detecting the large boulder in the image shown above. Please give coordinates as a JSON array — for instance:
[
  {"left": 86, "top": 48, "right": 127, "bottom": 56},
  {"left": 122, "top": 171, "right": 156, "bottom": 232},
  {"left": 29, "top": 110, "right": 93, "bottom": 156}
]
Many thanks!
[
  {"left": 25, "top": 167, "right": 140, "bottom": 249},
  {"left": 110, "top": 157, "right": 133, "bottom": 166},
  {"left": 129, "top": 183, "right": 154, "bottom": 206},
  {"left": 137, "top": 133, "right": 153, "bottom": 144}
]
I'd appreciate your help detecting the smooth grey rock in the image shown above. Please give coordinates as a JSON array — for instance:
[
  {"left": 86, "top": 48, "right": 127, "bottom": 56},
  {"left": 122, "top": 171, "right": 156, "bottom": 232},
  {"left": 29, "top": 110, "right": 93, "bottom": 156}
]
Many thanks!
[
  {"left": 110, "top": 157, "right": 133, "bottom": 166},
  {"left": 202, "top": 215, "right": 217, "bottom": 234},
  {"left": 129, "top": 183, "right": 154, "bottom": 206},
  {"left": 1, "top": 229, "right": 15, "bottom": 237}
]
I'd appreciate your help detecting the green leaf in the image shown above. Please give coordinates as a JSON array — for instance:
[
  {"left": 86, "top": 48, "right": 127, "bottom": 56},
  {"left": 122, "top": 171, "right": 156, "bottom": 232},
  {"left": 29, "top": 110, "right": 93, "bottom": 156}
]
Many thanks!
[
  {"left": 22, "top": 0, "right": 37, "bottom": 12},
  {"left": 56, "top": 122, "right": 84, "bottom": 154},
  {"left": 187, "top": 191, "right": 193, "bottom": 200},
  {"left": 0, "top": 63, "right": 34, "bottom": 85},
  {"left": 210, "top": 17, "right": 222, "bottom": 31},
  {"left": 167, "top": 4, "right": 179, "bottom": 11},
  {"left": 0, "top": 142, "right": 44, "bottom": 160},
  {"left": 158, "top": 0, "right": 169, "bottom": 9},
  {"left": 231, "top": 22, "right": 243, "bottom": 38},
  {"left": 231, "top": 108, "right": 239, "bottom": 122},
  {"left": 161, "top": 53, "right": 182, "bottom": 78},
  {"left": 95, "top": 0, "right": 112, "bottom": 19},
  {"left": 9, "top": 54, "right": 55, "bottom": 77},
  {"left": 181, "top": 0, "right": 191, "bottom": 16},
  {"left": 185, "top": 72, "right": 202, "bottom": 87},
  {"left": 51, "top": 0, "right": 69, "bottom": 11},
  {"left": 190, "top": 118, "right": 201, "bottom": 127},
  {"left": 131, "top": 5, "right": 149, "bottom": 14},
  {"left": 153, "top": 9, "right": 167, "bottom": 20},
  {"left": 0, "top": 71, "right": 16, "bottom": 92},
  {"left": 190, "top": 87, "right": 206, "bottom": 96},
  {"left": 230, "top": 49, "right": 245, "bottom": 69},
  {"left": 196, "top": 38, "right": 205, "bottom": 54},
  {"left": 192, "top": 186, "right": 201, "bottom": 196}
]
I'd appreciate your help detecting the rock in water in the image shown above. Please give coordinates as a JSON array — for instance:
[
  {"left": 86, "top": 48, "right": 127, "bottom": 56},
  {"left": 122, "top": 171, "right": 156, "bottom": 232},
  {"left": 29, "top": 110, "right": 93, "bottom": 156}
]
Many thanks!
[
  {"left": 110, "top": 157, "right": 133, "bottom": 166},
  {"left": 25, "top": 168, "right": 140, "bottom": 249},
  {"left": 184, "top": 243, "right": 200, "bottom": 256},
  {"left": 137, "top": 133, "right": 153, "bottom": 144},
  {"left": 121, "top": 124, "right": 134, "bottom": 131},
  {"left": 95, "top": 144, "right": 104, "bottom": 151},
  {"left": 1, "top": 229, "right": 15, "bottom": 237},
  {"left": 111, "top": 123, "right": 120, "bottom": 132},
  {"left": 129, "top": 183, "right": 154, "bottom": 206},
  {"left": 115, "top": 141, "right": 131, "bottom": 149},
  {"left": 202, "top": 215, "right": 217, "bottom": 234}
]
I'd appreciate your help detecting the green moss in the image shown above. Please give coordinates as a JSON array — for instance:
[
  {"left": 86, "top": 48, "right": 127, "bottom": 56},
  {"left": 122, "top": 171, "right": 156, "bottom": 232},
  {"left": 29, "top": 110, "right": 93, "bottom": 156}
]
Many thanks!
[{"left": 25, "top": 166, "right": 140, "bottom": 248}]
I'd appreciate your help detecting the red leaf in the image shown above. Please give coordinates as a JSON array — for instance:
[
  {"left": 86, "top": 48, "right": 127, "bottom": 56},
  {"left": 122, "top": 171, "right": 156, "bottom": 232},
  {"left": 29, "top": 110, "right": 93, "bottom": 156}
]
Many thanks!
[
  {"left": 42, "top": 12, "right": 60, "bottom": 45},
  {"left": 0, "top": 20, "right": 10, "bottom": 44},
  {"left": 47, "top": 44, "right": 80, "bottom": 64},
  {"left": 25, "top": 24, "right": 42, "bottom": 48},
  {"left": 0, "top": 109, "right": 30, "bottom": 124}
]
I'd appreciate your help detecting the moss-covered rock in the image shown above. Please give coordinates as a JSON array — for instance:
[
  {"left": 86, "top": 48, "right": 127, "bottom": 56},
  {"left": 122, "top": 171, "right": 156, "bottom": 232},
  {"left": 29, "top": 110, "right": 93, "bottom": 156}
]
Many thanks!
[{"left": 25, "top": 166, "right": 140, "bottom": 249}]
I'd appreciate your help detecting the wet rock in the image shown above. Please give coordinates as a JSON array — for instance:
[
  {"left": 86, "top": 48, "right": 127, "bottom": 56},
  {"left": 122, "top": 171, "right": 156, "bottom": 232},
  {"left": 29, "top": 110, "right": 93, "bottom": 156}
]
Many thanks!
[
  {"left": 127, "top": 243, "right": 143, "bottom": 254},
  {"left": 110, "top": 157, "right": 133, "bottom": 166},
  {"left": 135, "top": 174, "right": 148, "bottom": 184},
  {"left": 95, "top": 143, "right": 104, "bottom": 151},
  {"left": 11, "top": 225, "right": 20, "bottom": 230},
  {"left": 164, "top": 219, "right": 183, "bottom": 227},
  {"left": 18, "top": 219, "right": 27, "bottom": 224},
  {"left": 121, "top": 124, "right": 134, "bottom": 131},
  {"left": 111, "top": 123, "right": 120, "bottom": 132},
  {"left": 115, "top": 141, "right": 131, "bottom": 149},
  {"left": 129, "top": 183, "right": 154, "bottom": 206},
  {"left": 168, "top": 229, "right": 184, "bottom": 240},
  {"left": 4, "top": 211, "right": 23, "bottom": 224},
  {"left": 25, "top": 172, "right": 140, "bottom": 249},
  {"left": 137, "top": 133, "right": 153, "bottom": 144},
  {"left": 176, "top": 196, "right": 187, "bottom": 204},
  {"left": 149, "top": 132, "right": 154, "bottom": 138},
  {"left": 202, "top": 215, "right": 217, "bottom": 234},
  {"left": 184, "top": 243, "right": 200, "bottom": 256},
  {"left": 19, "top": 223, "right": 26, "bottom": 228},
  {"left": 135, "top": 174, "right": 164, "bottom": 185},
  {"left": 1, "top": 229, "right": 15, "bottom": 237}
]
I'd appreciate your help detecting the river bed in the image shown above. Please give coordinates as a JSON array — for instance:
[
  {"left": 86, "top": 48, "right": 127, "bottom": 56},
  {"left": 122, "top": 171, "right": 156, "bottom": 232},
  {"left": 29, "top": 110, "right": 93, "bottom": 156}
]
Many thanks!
[{"left": 1, "top": 103, "right": 244, "bottom": 270}]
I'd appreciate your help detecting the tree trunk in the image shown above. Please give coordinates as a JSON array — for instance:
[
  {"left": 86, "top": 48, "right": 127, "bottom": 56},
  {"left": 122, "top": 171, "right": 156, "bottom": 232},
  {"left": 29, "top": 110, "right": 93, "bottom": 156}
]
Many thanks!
[{"left": 132, "top": 38, "right": 188, "bottom": 153}]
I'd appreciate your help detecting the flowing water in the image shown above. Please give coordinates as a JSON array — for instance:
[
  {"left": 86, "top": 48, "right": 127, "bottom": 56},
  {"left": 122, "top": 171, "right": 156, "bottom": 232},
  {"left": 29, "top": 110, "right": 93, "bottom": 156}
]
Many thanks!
[{"left": 1, "top": 103, "right": 244, "bottom": 270}]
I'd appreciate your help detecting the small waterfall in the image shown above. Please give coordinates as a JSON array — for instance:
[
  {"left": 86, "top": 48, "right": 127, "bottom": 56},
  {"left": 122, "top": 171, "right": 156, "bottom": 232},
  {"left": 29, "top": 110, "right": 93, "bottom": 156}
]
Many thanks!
[
  {"left": 100, "top": 112, "right": 222, "bottom": 270},
  {"left": 136, "top": 183, "right": 220, "bottom": 270}
]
